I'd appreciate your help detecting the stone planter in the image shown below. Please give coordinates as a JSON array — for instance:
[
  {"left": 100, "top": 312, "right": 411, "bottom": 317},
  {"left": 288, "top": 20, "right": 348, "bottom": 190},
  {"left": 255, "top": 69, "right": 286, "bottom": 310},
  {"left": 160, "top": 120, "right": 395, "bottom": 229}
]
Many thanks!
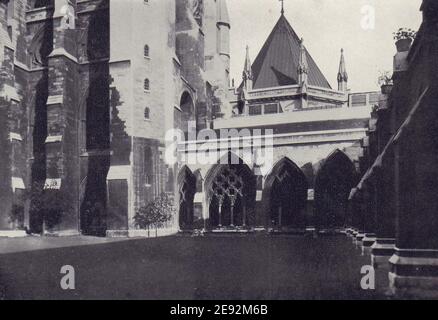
[
  {"left": 395, "top": 38, "right": 413, "bottom": 52},
  {"left": 381, "top": 84, "right": 393, "bottom": 95}
]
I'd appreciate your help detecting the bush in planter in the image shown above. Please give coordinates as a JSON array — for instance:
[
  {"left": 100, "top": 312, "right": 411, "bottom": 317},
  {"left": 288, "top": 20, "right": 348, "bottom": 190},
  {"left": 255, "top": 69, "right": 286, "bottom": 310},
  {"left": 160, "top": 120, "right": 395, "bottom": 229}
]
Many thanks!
[
  {"left": 377, "top": 71, "right": 394, "bottom": 97},
  {"left": 378, "top": 71, "right": 393, "bottom": 87},
  {"left": 134, "top": 193, "right": 175, "bottom": 237},
  {"left": 25, "top": 182, "right": 73, "bottom": 234},
  {"left": 393, "top": 28, "right": 417, "bottom": 51},
  {"left": 393, "top": 28, "right": 417, "bottom": 41},
  {"left": 9, "top": 204, "right": 25, "bottom": 230}
]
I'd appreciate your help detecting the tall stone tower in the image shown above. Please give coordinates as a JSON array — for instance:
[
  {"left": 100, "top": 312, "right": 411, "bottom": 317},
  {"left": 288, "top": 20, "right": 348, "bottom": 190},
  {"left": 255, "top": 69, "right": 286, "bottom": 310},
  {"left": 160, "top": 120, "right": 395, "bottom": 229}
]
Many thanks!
[
  {"left": 204, "top": 0, "right": 231, "bottom": 120},
  {"left": 0, "top": 0, "right": 232, "bottom": 237}
]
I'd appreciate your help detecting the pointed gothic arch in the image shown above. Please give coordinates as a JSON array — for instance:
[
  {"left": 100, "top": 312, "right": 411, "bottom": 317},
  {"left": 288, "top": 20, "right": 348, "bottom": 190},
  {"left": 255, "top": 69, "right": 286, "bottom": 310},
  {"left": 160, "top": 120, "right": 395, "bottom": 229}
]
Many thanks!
[
  {"left": 31, "top": 0, "right": 53, "bottom": 8},
  {"left": 177, "top": 166, "right": 196, "bottom": 230},
  {"left": 262, "top": 157, "right": 308, "bottom": 229},
  {"left": 193, "top": 169, "right": 203, "bottom": 193},
  {"left": 174, "top": 91, "right": 195, "bottom": 137},
  {"left": 28, "top": 23, "right": 53, "bottom": 69},
  {"left": 314, "top": 149, "right": 357, "bottom": 229},
  {"left": 205, "top": 152, "right": 256, "bottom": 229}
]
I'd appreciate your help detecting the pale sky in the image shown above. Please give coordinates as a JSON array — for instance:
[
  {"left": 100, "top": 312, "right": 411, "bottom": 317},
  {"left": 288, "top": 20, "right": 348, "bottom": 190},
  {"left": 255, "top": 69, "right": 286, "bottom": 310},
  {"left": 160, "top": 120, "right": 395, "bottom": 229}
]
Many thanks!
[{"left": 228, "top": 0, "right": 423, "bottom": 92}]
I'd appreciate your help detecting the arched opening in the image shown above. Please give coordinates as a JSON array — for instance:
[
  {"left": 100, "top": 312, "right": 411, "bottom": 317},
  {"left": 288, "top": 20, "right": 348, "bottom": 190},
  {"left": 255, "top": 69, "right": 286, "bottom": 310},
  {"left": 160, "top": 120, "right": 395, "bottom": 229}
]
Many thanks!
[
  {"left": 29, "top": 23, "right": 53, "bottom": 69},
  {"left": 32, "top": 0, "right": 53, "bottom": 9},
  {"left": 262, "top": 158, "right": 308, "bottom": 230},
  {"left": 174, "top": 91, "right": 195, "bottom": 137},
  {"left": 314, "top": 150, "right": 357, "bottom": 229},
  {"left": 144, "top": 44, "right": 149, "bottom": 58},
  {"left": 205, "top": 152, "right": 256, "bottom": 229},
  {"left": 144, "top": 78, "right": 150, "bottom": 91},
  {"left": 178, "top": 166, "right": 196, "bottom": 230},
  {"left": 144, "top": 107, "right": 150, "bottom": 120},
  {"left": 144, "top": 146, "right": 153, "bottom": 187}
]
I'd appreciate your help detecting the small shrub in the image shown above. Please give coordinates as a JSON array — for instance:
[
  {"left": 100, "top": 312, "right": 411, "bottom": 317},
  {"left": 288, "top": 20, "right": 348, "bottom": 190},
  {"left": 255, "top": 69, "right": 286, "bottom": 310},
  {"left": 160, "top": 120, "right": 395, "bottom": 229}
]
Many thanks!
[
  {"left": 393, "top": 28, "right": 416, "bottom": 41},
  {"left": 9, "top": 204, "right": 25, "bottom": 230},
  {"left": 134, "top": 193, "right": 175, "bottom": 236}
]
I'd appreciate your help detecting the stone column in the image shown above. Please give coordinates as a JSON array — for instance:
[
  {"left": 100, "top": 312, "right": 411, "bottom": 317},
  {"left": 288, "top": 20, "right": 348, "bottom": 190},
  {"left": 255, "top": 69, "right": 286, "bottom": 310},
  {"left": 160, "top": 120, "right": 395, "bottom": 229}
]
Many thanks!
[
  {"left": 278, "top": 206, "right": 282, "bottom": 229},
  {"left": 371, "top": 103, "right": 396, "bottom": 268},
  {"left": 371, "top": 161, "right": 396, "bottom": 268},
  {"left": 349, "top": 196, "right": 362, "bottom": 240},
  {"left": 229, "top": 195, "right": 236, "bottom": 227},
  {"left": 361, "top": 180, "right": 377, "bottom": 249},
  {"left": 43, "top": 0, "right": 80, "bottom": 236},
  {"left": 389, "top": 126, "right": 438, "bottom": 298},
  {"left": 242, "top": 199, "right": 247, "bottom": 228},
  {"left": 217, "top": 195, "right": 224, "bottom": 228},
  {"left": 354, "top": 195, "right": 366, "bottom": 244}
]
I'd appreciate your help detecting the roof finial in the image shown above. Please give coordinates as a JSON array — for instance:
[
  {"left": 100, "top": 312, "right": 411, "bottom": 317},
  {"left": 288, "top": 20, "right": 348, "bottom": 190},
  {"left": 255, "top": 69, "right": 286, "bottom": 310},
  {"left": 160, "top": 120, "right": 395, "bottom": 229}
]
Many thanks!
[
  {"left": 338, "top": 48, "right": 348, "bottom": 92},
  {"left": 298, "top": 37, "right": 308, "bottom": 83},
  {"left": 243, "top": 45, "right": 253, "bottom": 81},
  {"left": 279, "top": 0, "right": 285, "bottom": 15}
]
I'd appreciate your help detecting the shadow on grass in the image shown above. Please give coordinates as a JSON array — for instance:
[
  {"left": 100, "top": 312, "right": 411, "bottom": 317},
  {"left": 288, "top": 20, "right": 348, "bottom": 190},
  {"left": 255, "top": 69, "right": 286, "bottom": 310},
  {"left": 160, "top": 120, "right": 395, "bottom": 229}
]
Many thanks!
[{"left": 0, "top": 234, "right": 387, "bottom": 300}]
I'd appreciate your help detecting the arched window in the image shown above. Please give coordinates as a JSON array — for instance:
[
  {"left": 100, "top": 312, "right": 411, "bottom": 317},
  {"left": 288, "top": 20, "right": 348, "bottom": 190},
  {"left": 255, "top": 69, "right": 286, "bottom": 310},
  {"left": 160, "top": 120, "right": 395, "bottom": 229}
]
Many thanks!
[
  {"left": 144, "top": 45, "right": 149, "bottom": 58},
  {"left": 144, "top": 107, "right": 150, "bottom": 120},
  {"left": 144, "top": 78, "right": 150, "bottom": 91},
  {"left": 144, "top": 147, "right": 153, "bottom": 186},
  {"left": 33, "top": 0, "right": 52, "bottom": 9}
]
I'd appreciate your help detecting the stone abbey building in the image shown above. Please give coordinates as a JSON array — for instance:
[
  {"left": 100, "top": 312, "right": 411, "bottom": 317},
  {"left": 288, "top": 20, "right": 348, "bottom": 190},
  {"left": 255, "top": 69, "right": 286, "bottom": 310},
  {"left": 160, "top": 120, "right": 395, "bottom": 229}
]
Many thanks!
[
  {"left": 347, "top": 0, "right": 438, "bottom": 297},
  {"left": 0, "top": 0, "right": 379, "bottom": 237},
  {"left": 3, "top": 0, "right": 438, "bottom": 298},
  {"left": 0, "top": 0, "right": 232, "bottom": 236}
]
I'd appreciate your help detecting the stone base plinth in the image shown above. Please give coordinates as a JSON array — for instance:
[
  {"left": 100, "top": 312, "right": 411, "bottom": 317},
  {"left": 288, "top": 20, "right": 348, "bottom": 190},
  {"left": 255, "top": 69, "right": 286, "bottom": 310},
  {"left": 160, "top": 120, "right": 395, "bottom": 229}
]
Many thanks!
[
  {"left": 371, "top": 238, "right": 395, "bottom": 268},
  {"left": 106, "top": 230, "right": 129, "bottom": 238},
  {"left": 389, "top": 248, "right": 438, "bottom": 299},
  {"left": 44, "top": 229, "right": 81, "bottom": 237},
  {"left": 0, "top": 230, "right": 27, "bottom": 238},
  {"left": 211, "top": 228, "right": 256, "bottom": 234},
  {"left": 268, "top": 227, "right": 306, "bottom": 235},
  {"left": 353, "top": 232, "right": 365, "bottom": 245},
  {"left": 107, "top": 228, "right": 178, "bottom": 238},
  {"left": 362, "top": 233, "right": 377, "bottom": 247}
]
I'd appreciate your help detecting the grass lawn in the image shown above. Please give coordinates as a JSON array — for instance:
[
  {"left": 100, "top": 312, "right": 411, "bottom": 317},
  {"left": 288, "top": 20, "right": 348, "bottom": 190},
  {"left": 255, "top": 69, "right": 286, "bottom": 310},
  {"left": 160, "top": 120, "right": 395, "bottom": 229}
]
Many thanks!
[{"left": 0, "top": 234, "right": 387, "bottom": 300}]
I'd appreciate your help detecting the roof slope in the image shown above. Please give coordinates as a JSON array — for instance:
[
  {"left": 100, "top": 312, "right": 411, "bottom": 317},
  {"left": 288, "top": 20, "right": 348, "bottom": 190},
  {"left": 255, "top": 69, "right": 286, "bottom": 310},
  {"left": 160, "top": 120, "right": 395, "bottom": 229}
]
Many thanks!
[{"left": 251, "top": 14, "right": 331, "bottom": 89}]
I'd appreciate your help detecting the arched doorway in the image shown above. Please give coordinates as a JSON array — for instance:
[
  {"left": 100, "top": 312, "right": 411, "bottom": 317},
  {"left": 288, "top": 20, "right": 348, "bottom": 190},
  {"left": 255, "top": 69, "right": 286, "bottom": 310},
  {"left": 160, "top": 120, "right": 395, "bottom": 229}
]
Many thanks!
[
  {"left": 174, "top": 91, "right": 195, "bottom": 137},
  {"left": 205, "top": 152, "right": 256, "bottom": 229},
  {"left": 262, "top": 158, "right": 308, "bottom": 230},
  {"left": 314, "top": 150, "right": 357, "bottom": 229},
  {"left": 178, "top": 166, "right": 196, "bottom": 231}
]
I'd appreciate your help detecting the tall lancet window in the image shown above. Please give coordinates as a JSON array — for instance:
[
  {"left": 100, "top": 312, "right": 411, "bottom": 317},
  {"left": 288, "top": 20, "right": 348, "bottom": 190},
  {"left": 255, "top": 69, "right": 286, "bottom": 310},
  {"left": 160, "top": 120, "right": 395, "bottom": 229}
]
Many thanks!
[
  {"left": 144, "top": 78, "right": 150, "bottom": 91},
  {"left": 144, "top": 45, "right": 149, "bottom": 58},
  {"left": 32, "top": 0, "right": 53, "bottom": 8},
  {"left": 192, "top": 0, "right": 204, "bottom": 27},
  {"left": 60, "top": 3, "right": 75, "bottom": 29},
  {"left": 144, "top": 147, "right": 153, "bottom": 186}
]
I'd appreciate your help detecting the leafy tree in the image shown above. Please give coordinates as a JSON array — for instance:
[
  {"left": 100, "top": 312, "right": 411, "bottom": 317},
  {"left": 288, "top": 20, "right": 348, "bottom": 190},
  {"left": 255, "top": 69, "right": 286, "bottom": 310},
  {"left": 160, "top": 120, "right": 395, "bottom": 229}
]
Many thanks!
[{"left": 134, "top": 193, "right": 175, "bottom": 237}]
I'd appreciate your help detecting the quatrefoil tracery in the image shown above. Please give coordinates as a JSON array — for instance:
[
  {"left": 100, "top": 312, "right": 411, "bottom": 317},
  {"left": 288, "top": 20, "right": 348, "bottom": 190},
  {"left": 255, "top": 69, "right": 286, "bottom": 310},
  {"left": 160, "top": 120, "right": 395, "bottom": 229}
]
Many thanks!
[{"left": 210, "top": 167, "right": 244, "bottom": 205}]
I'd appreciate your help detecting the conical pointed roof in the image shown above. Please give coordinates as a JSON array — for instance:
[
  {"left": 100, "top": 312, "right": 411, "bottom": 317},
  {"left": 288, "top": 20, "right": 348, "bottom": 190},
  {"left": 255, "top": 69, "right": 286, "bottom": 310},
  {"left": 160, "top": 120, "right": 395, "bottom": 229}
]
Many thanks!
[
  {"left": 338, "top": 49, "right": 348, "bottom": 82},
  {"left": 218, "top": 0, "right": 230, "bottom": 26},
  {"left": 251, "top": 14, "right": 331, "bottom": 89}
]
